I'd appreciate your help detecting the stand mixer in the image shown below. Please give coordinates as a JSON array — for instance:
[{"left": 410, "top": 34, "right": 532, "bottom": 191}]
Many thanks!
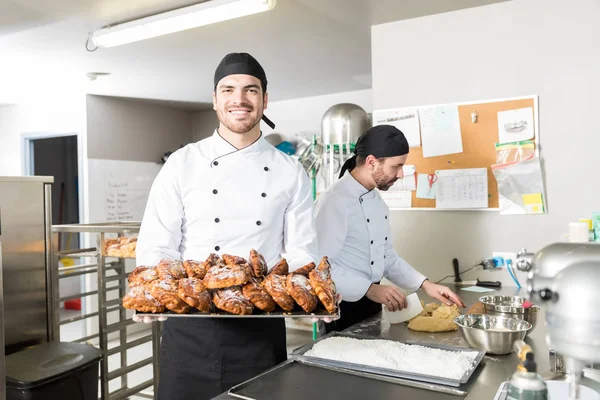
[{"left": 516, "top": 242, "right": 600, "bottom": 400}]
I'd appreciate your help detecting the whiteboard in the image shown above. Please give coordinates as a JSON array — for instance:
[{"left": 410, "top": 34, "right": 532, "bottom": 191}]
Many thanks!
[{"left": 87, "top": 159, "right": 162, "bottom": 223}]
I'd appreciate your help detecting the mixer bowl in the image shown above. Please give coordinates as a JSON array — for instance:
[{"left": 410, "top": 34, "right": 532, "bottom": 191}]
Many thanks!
[
  {"left": 455, "top": 314, "right": 532, "bottom": 355},
  {"left": 479, "top": 295, "right": 540, "bottom": 334}
]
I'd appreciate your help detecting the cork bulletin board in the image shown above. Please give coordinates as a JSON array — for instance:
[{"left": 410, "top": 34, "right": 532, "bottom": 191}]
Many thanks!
[{"left": 400, "top": 95, "right": 539, "bottom": 210}]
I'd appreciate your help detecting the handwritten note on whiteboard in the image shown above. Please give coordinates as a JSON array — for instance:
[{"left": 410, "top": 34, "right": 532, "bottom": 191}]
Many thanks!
[
  {"left": 419, "top": 105, "right": 463, "bottom": 158},
  {"left": 435, "top": 168, "right": 488, "bottom": 209}
]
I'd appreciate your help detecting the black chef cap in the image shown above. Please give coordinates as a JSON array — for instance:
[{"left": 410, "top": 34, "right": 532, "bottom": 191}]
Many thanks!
[
  {"left": 339, "top": 125, "right": 409, "bottom": 178},
  {"left": 214, "top": 52, "right": 275, "bottom": 129}
]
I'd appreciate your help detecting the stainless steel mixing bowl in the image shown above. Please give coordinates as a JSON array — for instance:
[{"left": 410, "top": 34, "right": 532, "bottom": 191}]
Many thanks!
[
  {"left": 479, "top": 295, "right": 540, "bottom": 333},
  {"left": 455, "top": 314, "right": 532, "bottom": 355}
]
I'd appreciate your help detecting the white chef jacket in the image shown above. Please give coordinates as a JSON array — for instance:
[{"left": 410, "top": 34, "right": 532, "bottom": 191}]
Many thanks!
[
  {"left": 314, "top": 173, "right": 427, "bottom": 302},
  {"left": 136, "top": 130, "right": 318, "bottom": 271}
]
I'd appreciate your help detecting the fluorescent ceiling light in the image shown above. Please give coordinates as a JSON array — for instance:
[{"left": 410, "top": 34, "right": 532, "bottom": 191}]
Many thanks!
[{"left": 89, "top": 0, "right": 276, "bottom": 48}]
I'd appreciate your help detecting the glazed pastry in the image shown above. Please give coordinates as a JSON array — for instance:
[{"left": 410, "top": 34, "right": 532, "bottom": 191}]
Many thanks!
[
  {"left": 122, "top": 285, "right": 165, "bottom": 313},
  {"left": 150, "top": 280, "right": 190, "bottom": 314},
  {"left": 263, "top": 274, "right": 295, "bottom": 311},
  {"left": 249, "top": 249, "right": 268, "bottom": 277},
  {"left": 308, "top": 256, "right": 338, "bottom": 313},
  {"left": 292, "top": 262, "right": 315, "bottom": 277},
  {"left": 202, "top": 253, "right": 223, "bottom": 269},
  {"left": 183, "top": 259, "right": 207, "bottom": 279},
  {"left": 242, "top": 278, "right": 276, "bottom": 312},
  {"left": 268, "top": 258, "right": 289, "bottom": 276},
  {"left": 222, "top": 254, "right": 247, "bottom": 266},
  {"left": 178, "top": 278, "right": 211, "bottom": 313},
  {"left": 203, "top": 263, "right": 251, "bottom": 289},
  {"left": 286, "top": 274, "right": 318, "bottom": 313},
  {"left": 156, "top": 259, "right": 187, "bottom": 280},
  {"left": 213, "top": 287, "right": 254, "bottom": 315},
  {"left": 127, "top": 265, "right": 158, "bottom": 287}
]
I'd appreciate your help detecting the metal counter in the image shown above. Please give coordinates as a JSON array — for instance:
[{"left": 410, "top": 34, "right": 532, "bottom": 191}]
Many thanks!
[{"left": 213, "top": 285, "right": 600, "bottom": 399}]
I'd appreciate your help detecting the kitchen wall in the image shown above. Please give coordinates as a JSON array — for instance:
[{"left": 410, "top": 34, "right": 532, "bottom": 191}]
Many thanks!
[
  {"left": 86, "top": 95, "right": 194, "bottom": 163},
  {"left": 0, "top": 105, "right": 20, "bottom": 176},
  {"left": 371, "top": 0, "right": 600, "bottom": 286},
  {"left": 191, "top": 109, "right": 219, "bottom": 142}
]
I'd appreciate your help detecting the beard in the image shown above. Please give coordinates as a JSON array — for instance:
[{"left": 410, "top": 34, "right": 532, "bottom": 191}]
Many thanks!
[
  {"left": 216, "top": 102, "right": 263, "bottom": 134},
  {"left": 373, "top": 167, "right": 397, "bottom": 191}
]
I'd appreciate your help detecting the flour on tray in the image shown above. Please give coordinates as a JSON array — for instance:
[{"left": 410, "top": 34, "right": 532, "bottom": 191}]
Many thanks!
[{"left": 304, "top": 336, "right": 479, "bottom": 380}]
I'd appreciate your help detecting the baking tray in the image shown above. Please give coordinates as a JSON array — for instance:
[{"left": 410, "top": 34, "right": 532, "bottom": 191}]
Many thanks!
[
  {"left": 134, "top": 306, "right": 338, "bottom": 319},
  {"left": 227, "top": 358, "right": 468, "bottom": 399},
  {"left": 291, "top": 331, "right": 485, "bottom": 387}
]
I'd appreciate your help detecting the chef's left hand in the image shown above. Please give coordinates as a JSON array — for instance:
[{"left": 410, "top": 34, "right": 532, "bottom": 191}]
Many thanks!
[
  {"left": 420, "top": 280, "right": 465, "bottom": 308},
  {"left": 311, "top": 293, "right": 342, "bottom": 323}
]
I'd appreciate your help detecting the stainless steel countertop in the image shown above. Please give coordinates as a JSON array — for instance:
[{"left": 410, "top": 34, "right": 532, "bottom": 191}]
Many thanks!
[
  {"left": 0, "top": 176, "right": 54, "bottom": 183},
  {"left": 212, "top": 285, "right": 600, "bottom": 399}
]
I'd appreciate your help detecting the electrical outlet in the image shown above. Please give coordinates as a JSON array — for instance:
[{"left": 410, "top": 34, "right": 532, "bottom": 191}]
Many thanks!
[{"left": 492, "top": 252, "right": 517, "bottom": 267}]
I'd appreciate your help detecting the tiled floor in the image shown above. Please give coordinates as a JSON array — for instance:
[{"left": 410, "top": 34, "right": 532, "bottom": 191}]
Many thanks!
[{"left": 59, "top": 308, "right": 314, "bottom": 399}]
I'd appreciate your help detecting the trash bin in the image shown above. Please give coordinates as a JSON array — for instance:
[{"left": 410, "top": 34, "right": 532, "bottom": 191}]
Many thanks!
[{"left": 5, "top": 341, "right": 103, "bottom": 400}]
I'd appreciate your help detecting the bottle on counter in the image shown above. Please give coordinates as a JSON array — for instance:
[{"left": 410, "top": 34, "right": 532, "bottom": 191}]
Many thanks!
[{"left": 507, "top": 341, "right": 548, "bottom": 400}]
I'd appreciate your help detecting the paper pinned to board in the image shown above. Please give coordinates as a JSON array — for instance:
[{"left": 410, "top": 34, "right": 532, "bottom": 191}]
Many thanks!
[
  {"left": 372, "top": 108, "right": 421, "bottom": 147},
  {"left": 497, "top": 107, "right": 535, "bottom": 144},
  {"left": 416, "top": 173, "right": 436, "bottom": 199},
  {"left": 435, "top": 168, "right": 488, "bottom": 209},
  {"left": 419, "top": 105, "right": 463, "bottom": 158},
  {"left": 379, "top": 190, "right": 412, "bottom": 209},
  {"left": 392, "top": 164, "right": 416, "bottom": 191}
]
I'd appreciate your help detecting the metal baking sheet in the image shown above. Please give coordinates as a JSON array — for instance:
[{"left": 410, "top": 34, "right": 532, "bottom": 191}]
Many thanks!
[
  {"left": 291, "top": 331, "right": 485, "bottom": 387},
  {"left": 227, "top": 358, "right": 468, "bottom": 400},
  {"left": 135, "top": 307, "right": 338, "bottom": 319}
]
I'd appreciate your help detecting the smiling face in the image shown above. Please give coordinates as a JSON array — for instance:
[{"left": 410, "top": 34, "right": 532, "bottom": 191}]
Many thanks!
[{"left": 213, "top": 74, "right": 268, "bottom": 135}]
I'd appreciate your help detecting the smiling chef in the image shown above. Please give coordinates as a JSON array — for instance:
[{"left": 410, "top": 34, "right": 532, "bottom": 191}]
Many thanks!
[
  {"left": 314, "top": 125, "right": 465, "bottom": 333},
  {"left": 134, "top": 52, "right": 319, "bottom": 400}
]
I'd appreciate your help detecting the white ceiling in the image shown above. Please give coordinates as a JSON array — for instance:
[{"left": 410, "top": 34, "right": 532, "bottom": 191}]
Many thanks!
[{"left": 0, "top": 0, "right": 507, "bottom": 106}]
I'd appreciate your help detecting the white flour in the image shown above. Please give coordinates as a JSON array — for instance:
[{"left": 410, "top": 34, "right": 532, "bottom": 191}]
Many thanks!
[{"left": 304, "top": 337, "right": 478, "bottom": 380}]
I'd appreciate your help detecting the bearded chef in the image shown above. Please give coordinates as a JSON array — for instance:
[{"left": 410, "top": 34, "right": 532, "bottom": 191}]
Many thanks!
[
  {"left": 314, "top": 125, "right": 465, "bottom": 333},
  {"left": 134, "top": 53, "right": 320, "bottom": 400}
]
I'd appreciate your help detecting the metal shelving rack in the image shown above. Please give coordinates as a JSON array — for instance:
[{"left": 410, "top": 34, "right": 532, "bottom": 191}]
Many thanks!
[{"left": 50, "top": 222, "right": 160, "bottom": 400}]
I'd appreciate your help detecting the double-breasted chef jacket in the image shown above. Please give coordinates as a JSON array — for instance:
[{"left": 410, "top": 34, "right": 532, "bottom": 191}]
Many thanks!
[
  {"left": 136, "top": 130, "right": 318, "bottom": 400},
  {"left": 314, "top": 172, "right": 426, "bottom": 303}
]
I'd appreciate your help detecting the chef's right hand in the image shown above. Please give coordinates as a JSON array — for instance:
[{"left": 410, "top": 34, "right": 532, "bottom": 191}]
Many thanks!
[
  {"left": 366, "top": 284, "right": 407, "bottom": 312},
  {"left": 132, "top": 313, "right": 167, "bottom": 324}
]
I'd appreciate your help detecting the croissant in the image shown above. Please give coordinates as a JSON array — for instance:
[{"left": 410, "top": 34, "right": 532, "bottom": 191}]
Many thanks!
[
  {"left": 242, "top": 278, "right": 276, "bottom": 312},
  {"left": 222, "top": 254, "right": 247, "bottom": 266},
  {"left": 268, "top": 258, "right": 289, "bottom": 276},
  {"left": 156, "top": 259, "right": 187, "bottom": 280},
  {"left": 122, "top": 285, "right": 165, "bottom": 313},
  {"left": 213, "top": 287, "right": 254, "bottom": 315},
  {"left": 286, "top": 274, "right": 318, "bottom": 313},
  {"left": 127, "top": 265, "right": 158, "bottom": 287},
  {"left": 178, "top": 278, "right": 211, "bottom": 313},
  {"left": 150, "top": 280, "right": 190, "bottom": 314},
  {"left": 183, "top": 259, "right": 207, "bottom": 279},
  {"left": 263, "top": 274, "right": 295, "bottom": 311},
  {"left": 249, "top": 249, "right": 268, "bottom": 278},
  {"left": 203, "top": 263, "right": 251, "bottom": 289},
  {"left": 292, "top": 262, "right": 315, "bottom": 277},
  {"left": 308, "top": 256, "right": 338, "bottom": 313}
]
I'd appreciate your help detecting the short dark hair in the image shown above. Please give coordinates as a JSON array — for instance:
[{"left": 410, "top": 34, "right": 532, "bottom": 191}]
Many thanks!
[{"left": 356, "top": 155, "right": 387, "bottom": 167}]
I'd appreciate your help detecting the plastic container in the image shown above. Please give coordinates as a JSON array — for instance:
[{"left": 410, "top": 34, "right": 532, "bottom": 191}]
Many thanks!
[{"left": 5, "top": 342, "right": 103, "bottom": 400}]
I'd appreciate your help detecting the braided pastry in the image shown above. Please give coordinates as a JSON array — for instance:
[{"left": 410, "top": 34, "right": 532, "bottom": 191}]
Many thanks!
[
  {"left": 249, "top": 249, "right": 268, "bottom": 278},
  {"left": 268, "top": 258, "right": 289, "bottom": 276},
  {"left": 178, "top": 278, "right": 211, "bottom": 313},
  {"left": 203, "top": 263, "right": 251, "bottom": 289},
  {"left": 156, "top": 259, "right": 186, "bottom": 280},
  {"left": 308, "top": 256, "right": 338, "bottom": 313},
  {"left": 122, "top": 285, "right": 164, "bottom": 313},
  {"left": 183, "top": 259, "right": 207, "bottom": 279},
  {"left": 242, "top": 278, "right": 276, "bottom": 312},
  {"left": 292, "top": 262, "right": 315, "bottom": 277},
  {"left": 213, "top": 287, "right": 254, "bottom": 315},
  {"left": 263, "top": 273, "right": 295, "bottom": 311},
  {"left": 150, "top": 280, "right": 190, "bottom": 314},
  {"left": 286, "top": 274, "right": 317, "bottom": 313},
  {"left": 127, "top": 266, "right": 158, "bottom": 287}
]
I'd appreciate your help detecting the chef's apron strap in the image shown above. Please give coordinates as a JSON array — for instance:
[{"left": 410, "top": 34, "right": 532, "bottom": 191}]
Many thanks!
[{"left": 325, "top": 292, "right": 381, "bottom": 333}]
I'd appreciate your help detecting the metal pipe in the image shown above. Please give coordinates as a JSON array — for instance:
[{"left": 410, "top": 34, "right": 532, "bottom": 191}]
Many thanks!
[
  {"left": 117, "top": 260, "right": 128, "bottom": 391},
  {"left": 105, "top": 273, "right": 129, "bottom": 283},
  {"left": 44, "top": 183, "right": 56, "bottom": 342},
  {"left": 59, "top": 290, "right": 98, "bottom": 302},
  {"left": 152, "top": 321, "right": 162, "bottom": 399},
  {"left": 55, "top": 247, "right": 98, "bottom": 256},
  {"left": 74, "top": 332, "right": 100, "bottom": 344},
  {"left": 105, "top": 319, "right": 137, "bottom": 334},
  {"left": 104, "top": 298, "right": 122, "bottom": 308},
  {"left": 108, "top": 357, "right": 153, "bottom": 381},
  {"left": 0, "top": 243, "right": 6, "bottom": 400},
  {"left": 110, "top": 379, "right": 154, "bottom": 400},
  {"left": 97, "top": 232, "right": 109, "bottom": 400},
  {"left": 106, "top": 334, "right": 153, "bottom": 357},
  {"left": 59, "top": 305, "right": 120, "bottom": 326}
]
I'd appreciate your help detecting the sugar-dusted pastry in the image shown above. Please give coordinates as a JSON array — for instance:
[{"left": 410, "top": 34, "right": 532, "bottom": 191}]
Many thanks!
[
  {"left": 242, "top": 278, "right": 276, "bottom": 312},
  {"left": 156, "top": 259, "right": 187, "bottom": 281},
  {"left": 286, "top": 274, "right": 317, "bottom": 313},
  {"left": 178, "top": 278, "right": 211, "bottom": 313},
  {"left": 222, "top": 254, "right": 247, "bottom": 266},
  {"left": 122, "top": 285, "right": 165, "bottom": 313},
  {"left": 127, "top": 265, "right": 158, "bottom": 287},
  {"left": 150, "top": 280, "right": 190, "bottom": 314},
  {"left": 308, "top": 256, "right": 338, "bottom": 313},
  {"left": 268, "top": 258, "right": 289, "bottom": 276},
  {"left": 213, "top": 287, "right": 254, "bottom": 315},
  {"left": 183, "top": 259, "right": 207, "bottom": 280},
  {"left": 249, "top": 249, "right": 268, "bottom": 278},
  {"left": 202, "top": 253, "right": 223, "bottom": 270},
  {"left": 263, "top": 274, "right": 295, "bottom": 311},
  {"left": 121, "top": 237, "right": 137, "bottom": 258},
  {"left": 203, "top": 263, "right": 251, "bottom": 289},
  {"left": 292, "top": 262, "right": 315, "bottom": 277}
]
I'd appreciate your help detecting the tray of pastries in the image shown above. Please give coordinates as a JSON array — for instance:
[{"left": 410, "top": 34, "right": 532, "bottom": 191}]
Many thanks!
[
  {"left": 123, "top": 250, "right": 339, "bottom": 318},
  {"left": 104, "top": 236, "right": 137, "bottom": 258}
]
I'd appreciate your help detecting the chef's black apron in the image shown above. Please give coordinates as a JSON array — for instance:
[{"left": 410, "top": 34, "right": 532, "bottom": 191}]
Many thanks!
[
  {"left": 325, "top": 294, "right": 381, "bottom": 333},
  {"left": 157, "top": 317, "right": 287, "bottom": 400}
]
